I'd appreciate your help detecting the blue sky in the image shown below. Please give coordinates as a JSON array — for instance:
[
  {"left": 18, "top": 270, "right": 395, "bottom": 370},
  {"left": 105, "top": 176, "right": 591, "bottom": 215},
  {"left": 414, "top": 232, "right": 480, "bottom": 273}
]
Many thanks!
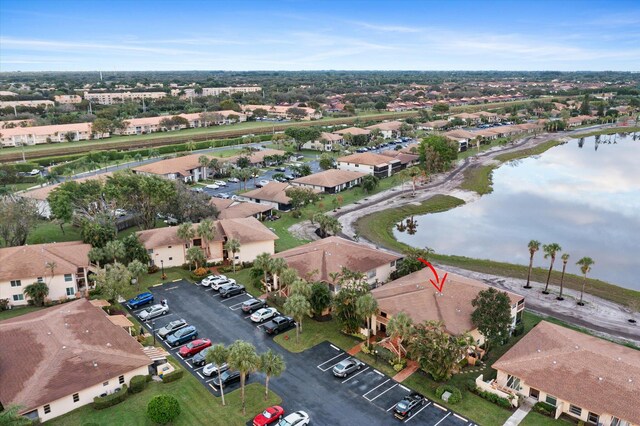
[{"left": 1, "top": 0, "right": 639, "bottom": 71}]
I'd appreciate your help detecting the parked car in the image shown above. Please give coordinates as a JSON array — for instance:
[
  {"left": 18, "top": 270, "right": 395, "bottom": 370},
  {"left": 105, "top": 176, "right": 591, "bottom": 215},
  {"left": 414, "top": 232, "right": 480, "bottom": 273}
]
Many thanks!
[
  {"left": 30, "top": 169, "right": 41, "bottom": 176},
  {"left": 138, "top": 304, "right": 169, "bottom": 321},
  {"left": 200, "top": 275, "right": 217, "bottom": 287},
  {"left": 218, "top": 192, "right": 231, "bottom": 199},
  {"left": 166, "top": 325, "right": 198, "bottom": 346},
  {"left": 203, "top": 362, "right": 229, "bottom": 377},
  {"left": 276, "top": 411, "right": 309, "bottom": 426},
  {"left": 241, "top": 298, "right": 267, "bottom": 313},
  {"left": 165, "top": 216, "right": 178, "bottom": 226},
  {"left": 256, "top": 179, "right": 270, "bottom": 188},
  {"left": 253, "top": 405, "right": 285, "bottom": 426},
  {"left": 214, "top": 180, "right": 227, "bottom": 187},
  {"left": 283, "top": 174, "right": 294, "bottom": 180},
  {"left": 206, "top": 183, "right": 220, "bottom": 189},
  {"left": 228, "top": 177, "right": 240, "bottom": 183},
  {"left": 113, "top": 208, "right": 127, "bottom": 217},
  {"left": 263, "top": 316, "right": 296, "bottom": 335},
  {"left": 393, "top": 392, "right": 426, "bottom": 420},
  {"left": 157, "top": 319, "right": 187, "bottom": 338},
  {"left": 211, "top": 277, "right": 235, "bottom": 291},
  {"left": 251, "top": 307, "right": 279, "bottom": 323},
  {"left": 219, "top": 283, "right": 245, "bottom": 298},
  {"left": 273, "top": 176, "right": 287, "bottom": 183},
  {"left": 127, "top": 292, "right": 154, "bottom": 309},
  {"left": 212, "top": 369, "right": 246, "bottom": 388},
  {"left": 191, "top": 347, "right": 212, "bottom": 367},
  {"left": 179, "top": 338, "right": 212, "bottom": 357},
  {"left": 274, "top": 167, "right": 286, "bottom": 172},
  {"left": 332, "top": 357, "right": 364, "bottom": 378}
]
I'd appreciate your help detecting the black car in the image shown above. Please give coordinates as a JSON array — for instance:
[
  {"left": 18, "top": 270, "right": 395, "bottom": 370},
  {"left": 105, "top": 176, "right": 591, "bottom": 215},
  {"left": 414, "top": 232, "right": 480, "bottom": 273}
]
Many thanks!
[
  {"left": 191, "top": 347, "right": 212, "bottom": 367},
  {"left": 219, "top": 283, "right": 246, "bottom": 298},
  {"left": 274, "top": 167, "right": 286, "bottom": 172},
  {"left": 263, "top": 316, "right": 296, "bottom": 335},
  {"left": 241, "top": 298, "right": 267, "bottom": 313},
  {"left": 212, "top": 370, "right": 247, "bottom": 388},
  {"left": 393, "top": 392, "right": 426, "bottom": 420}
]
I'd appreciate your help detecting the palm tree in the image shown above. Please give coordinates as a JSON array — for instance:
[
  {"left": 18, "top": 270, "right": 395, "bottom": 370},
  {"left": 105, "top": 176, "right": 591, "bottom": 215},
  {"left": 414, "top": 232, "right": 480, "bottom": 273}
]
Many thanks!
[
  {"left": 88, "top": 247, "right": 105, "bottom": 269},
  {"left": 227, "top": 340, "right": 260, "bottom": 415},
  {"left": 258, "top": 350, "right": 286, "bottom": 401},
  {"left": 45, "top": 261, "right": 57, "bottom": 285},
  {"left": 249, "top": 167, "right": 261, "bottom": 187},
  {"left": 224, "top": 238, "right": 241, "bottom": 272},
  {"left": 557, "top": 253, "right": 570, "bottom": 301},
  {"left": 542, "top": 243, "right": 562, "bottom": 294},
  {"left": 208, "top": 158, "right": 221, "bottom": 177},
  {"left": 525, "top": 240, "right": 541, "bottom": 288},
  {"left": 269, "top": 258, "right": 288, "bottom": 294},
  {"left": 361, "top": 175, "right": 379, "bottom": 194},
  {"left": 386, "top": 311, "right": 414, "bottom": 363},
  {"left": 23, "top": 281, "right": 49, "bottom": 306},
  {"left": 205, "top": 344, "right": 229, "bottom": 406},
  {"left": 576, "top": 257, "right": 595, "bottom": 306},
  {"left": 104, "top": 240, "right": 125, "bottom": 264},
  {"left": 253, "top": 253, "right": 273, "bottom": 292},
  {"left": 356, "top": 293, "right": 379, "bottom": 348},
  {"left": 176, "top": 222, "right": 195, "bottom": 261},
  {"left": 127, "top": 259, "right": 147, "bottom": 289},
  {"left": 186, "top": 246, "right": 206, "bottom": 270},
  {"left": 186, "top": 140, "right": 196, "bottom": 152},
  {"left": 197, "top": 218, "right": 215, "bottom": 259},
  {"left": 290, "top": 279, "right": 312, "bottom": 300},
  {"left": 284, "top": 294, "right": 311, "bottom": 341},
  {"left": 198, "top": 155, "right": 210, "bottom": 177}
]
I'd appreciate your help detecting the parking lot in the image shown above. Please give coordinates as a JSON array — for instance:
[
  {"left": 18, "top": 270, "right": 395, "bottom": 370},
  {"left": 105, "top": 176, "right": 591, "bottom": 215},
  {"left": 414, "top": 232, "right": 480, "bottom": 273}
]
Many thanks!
[{"left": 126, "top": 280, "right": 475, "bottom": 425}]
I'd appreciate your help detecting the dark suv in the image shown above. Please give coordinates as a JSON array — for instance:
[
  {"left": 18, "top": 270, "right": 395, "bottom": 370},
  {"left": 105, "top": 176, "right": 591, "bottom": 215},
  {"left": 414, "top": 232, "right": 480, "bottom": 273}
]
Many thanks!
[
  {"left": 219, "top": 283, "right": 246, "bottom": 298},
  {"left": 241, "top": 298, "right": 267, "bottom": 313},
  {"left": 212, "top": 370, "right": 247, "bottom": 388}
]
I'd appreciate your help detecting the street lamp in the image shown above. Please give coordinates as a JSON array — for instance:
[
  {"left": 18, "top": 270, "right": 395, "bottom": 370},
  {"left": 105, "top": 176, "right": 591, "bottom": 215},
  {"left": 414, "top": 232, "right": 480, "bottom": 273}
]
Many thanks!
[
  {"left": 152, "top": 320, "right": 156, "bottom": 345},
  {"left": 160, "top": 260, "right": 166, "bottom": 280}
]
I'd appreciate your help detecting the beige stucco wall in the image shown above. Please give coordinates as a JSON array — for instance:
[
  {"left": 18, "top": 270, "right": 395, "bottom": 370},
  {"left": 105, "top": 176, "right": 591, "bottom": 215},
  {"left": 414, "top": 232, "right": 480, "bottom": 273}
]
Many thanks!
[
  {"left": 1, "top": 273, "right": 79, "bottom": 307},
  {"left": 149, "top": 245, "right": 186, "bottom": 268},
  {"left": 33, "top": 364, "right": 149, "bottom": 423},
  {"left": 338, "top": 162, "right": 375, "bottom": 175},
  {"left": 235, "top": 240, "right": 275, "bottom": 263}
]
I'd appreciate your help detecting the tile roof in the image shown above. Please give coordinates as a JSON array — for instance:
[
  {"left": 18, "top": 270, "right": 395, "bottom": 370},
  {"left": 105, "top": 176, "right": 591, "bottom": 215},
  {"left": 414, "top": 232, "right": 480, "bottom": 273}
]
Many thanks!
[
  {"left": 291, "top": 169, "right": 366, "bottom": 189},
  {"left": 21, "top": 172, "right": 113, "bottom": 201},
  {"left": 493, "top": 321, "right": 640, "bottom": 423},
  {"left": 337, "top": 152, "right": 399, "bottom": 167},
  {"left": 365, "top": 121, "right": 403, "bottom": 131},
  {"left": 0, "top": 122, "right": 93, "bottom": 137},
  {"left": 241, "top": 182, "right": 292, "bottom": 204},
  {"left": 319, "top": 132, "right": 343, "bottom": 142},
  {"left": 379, "top": 151, "right": 419, "bottom": 165},
  {"left": 0, "top": 241, "right": 91, "bottom": 282},
  {"left": 272, "top": 236, "right": 401, "bottom": 282},
  {"left": 333, "top": 127, "right": 371, "bottom": 136},
  {"left": 217, "top": 202, "right": 272, "bottom": 219},
  {"left": 0, "top": 299, "right": 151, "bottom": 413},
  {"left": 371, "top": 268, "right": 523, "bottom": 335},
  {"left": 132, "top": 154, "right": 203, "bottom": 177}
]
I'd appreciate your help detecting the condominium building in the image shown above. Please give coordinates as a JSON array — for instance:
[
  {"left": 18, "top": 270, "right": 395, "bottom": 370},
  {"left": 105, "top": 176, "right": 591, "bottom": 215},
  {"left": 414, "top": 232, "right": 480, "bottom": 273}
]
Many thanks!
[{"left": 83, "top": 91, "right": 166, "bottom": 105}]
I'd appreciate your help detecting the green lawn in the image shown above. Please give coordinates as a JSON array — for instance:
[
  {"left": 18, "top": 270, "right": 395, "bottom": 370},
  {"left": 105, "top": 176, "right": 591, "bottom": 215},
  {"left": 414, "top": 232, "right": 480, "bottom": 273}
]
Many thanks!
[
  {"left": 273, "top": 317, "right": 361, "bottom": 353},
  {"left": 493, "top": 139, "right": 563, "bottom": 163},
  {"left": 49, "top": 375, "right": 281, "bottom": 426},
  {"left": 459, "top": 164, "right": 497, "bottom": 194},
  {"left": 25, "top": 221, "right": 83, "bottom": 245},
  {"left": 520, "top": 412, "right": 572, "bottom": 425},
  {"left": 0, "top": 305, "right": 44, "bottom": 321}
]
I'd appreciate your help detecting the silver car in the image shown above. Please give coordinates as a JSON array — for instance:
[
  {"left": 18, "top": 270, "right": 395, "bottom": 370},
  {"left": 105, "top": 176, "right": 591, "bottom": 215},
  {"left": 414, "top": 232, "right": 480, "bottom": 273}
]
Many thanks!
[
  {"left": 157, "top": 319, "right": 187, "bottom": 338},
  {"left": 138, "top": 304, "right": 169, "bottom": 321},
  {"left": 203, "top": 362, "right": 229, "bottom": 377},
  {"left": 332, "top": 357, "right": 364, "bottom": 378}
]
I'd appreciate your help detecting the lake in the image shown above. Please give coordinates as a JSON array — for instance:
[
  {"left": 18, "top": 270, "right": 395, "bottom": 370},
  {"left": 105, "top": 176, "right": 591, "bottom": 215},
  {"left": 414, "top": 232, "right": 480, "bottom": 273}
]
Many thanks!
[{"left": 395, "top": 132, "right": 640, "bottom": 290}]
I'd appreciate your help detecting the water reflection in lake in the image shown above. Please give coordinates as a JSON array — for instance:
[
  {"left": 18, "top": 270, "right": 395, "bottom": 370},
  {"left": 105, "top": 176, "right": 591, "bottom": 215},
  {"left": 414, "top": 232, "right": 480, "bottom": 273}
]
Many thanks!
[{"left": 394, "top": 133, "right": 640, "bottom": 290}]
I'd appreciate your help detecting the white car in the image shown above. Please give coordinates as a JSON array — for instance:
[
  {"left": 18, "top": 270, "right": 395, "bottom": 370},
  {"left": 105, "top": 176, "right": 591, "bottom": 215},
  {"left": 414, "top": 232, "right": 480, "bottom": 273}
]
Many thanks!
[
  {"left": 251, "top": 307, "right": 279, "bottom": 323},
  {"left": 212, "top": 277, "right": 236, "bottom": 291},
  {"left": 228, "top": 177, "right": 240, "bottom": 183},
  {"left": 30, "top": 169, "right": 40, "bottom": 176},
  {"left": 214, "top": 180, "right": 227, "bottom": 187},
  {"left": 257, "top": 179, "right": 270, "bottom": 187},
  {"left": 277, "top": 411, "right": 309, "bottom": 426},
  {"left": 202, "top": 362, "right": 229, "bottom": 377},
  {"left": 206, "top": 183, "right": 219, "bottom": 189},
  {"left": 200, "top": 275, "right": 217, "bottom": 287},
  {"left": 138, "top": 304, "right": 169, "bottom": 321}
]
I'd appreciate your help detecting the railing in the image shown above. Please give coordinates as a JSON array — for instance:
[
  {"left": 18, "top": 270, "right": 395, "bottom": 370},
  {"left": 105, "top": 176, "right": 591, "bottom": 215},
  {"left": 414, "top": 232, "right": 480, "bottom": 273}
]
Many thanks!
[{"left": 475, "top": 374, "right": 519, "bottom": 408}]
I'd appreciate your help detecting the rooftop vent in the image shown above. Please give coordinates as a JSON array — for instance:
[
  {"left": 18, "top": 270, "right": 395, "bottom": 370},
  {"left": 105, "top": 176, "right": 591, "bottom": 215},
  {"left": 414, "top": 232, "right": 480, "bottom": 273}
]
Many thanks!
[
  {"left": 93, "top": 362, "right": 98, "bottom": 367},
  {"left": 106, "top": 343, "right": 112, "bottom": 347}
]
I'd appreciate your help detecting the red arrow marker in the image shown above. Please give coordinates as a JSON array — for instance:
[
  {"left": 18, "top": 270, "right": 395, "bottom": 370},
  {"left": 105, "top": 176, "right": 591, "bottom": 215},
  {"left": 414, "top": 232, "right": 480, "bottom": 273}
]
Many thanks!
[{"left": 418, "top": 258, "right": 448, "bottom": 293}]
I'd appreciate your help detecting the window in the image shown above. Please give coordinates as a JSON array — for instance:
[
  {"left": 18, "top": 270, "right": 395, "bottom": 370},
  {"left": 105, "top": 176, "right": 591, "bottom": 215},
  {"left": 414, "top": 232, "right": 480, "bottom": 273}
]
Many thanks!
[
  {"left": 587, "top": 413, "right": 599, "bottom": 424},
  {"left": 569, "top": 405, "right": 582, "bottom": 416},
  {"left": 13, "top": 294, "right": 24, "bottom": 301},
  {"left": 10, "top": 280, "right": 21, "bottom": 287},
  {"left": 169, "top": 257, "right": 173, "bottom": 261},
  {"left": 43, "top": 405, "right": 51, "bottom": 414},
  {"left": 119, "top": 375, "right": 125, "bottom": 384},
  {"left": 66, "top": 287, "right": 75, "bottom": 296},
  {"left": 72, "top": 393, "right": 79, "bottom": 403},
  {"left": 103, "top": 381, "right": 109, "bottom": 386},
  {"left": 64, "top": 274, "right": 73, "bottom": 282},
  {"left": 37, "top": 277, "right": 44, "bottom": 283},
  {"left": 390, "top": 260, "right": 396, "bottom": 267},
  {"left": 168, "top": 245, "right": 172, "bottom": 248},
  {"left": 545, "top": 395, "right": 557, "bottom": 407},
  {"left": 147, "top": 249, "right": 154, "bottom": 254},
  {"left": 367, "top": 270, "right": 376, "bottom": 279}
]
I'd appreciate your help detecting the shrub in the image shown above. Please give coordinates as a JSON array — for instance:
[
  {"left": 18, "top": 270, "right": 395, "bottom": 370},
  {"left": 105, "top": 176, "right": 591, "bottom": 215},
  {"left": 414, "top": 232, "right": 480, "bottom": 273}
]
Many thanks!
[
  {"left": 392, "top": 363, "right": 405, "bottom": 372},
  {"left": 465, "top": 379, "right": 477, "bottom": 392},
  {"left": 129, "top": 375, "right": 149, "bottom": 394},
  {"left": 435, "top": 385, "right": 462, "bottom": 404},
  {"left": 533, "top": 401, "right": 556, "bottom": 416},
  {"left": 474, "top": 388, "right": 512, "bottom": 409},
  {"left": 513, "top": 322, "right": 525, "bottom": 337},
  {"left": 291, "top": 210, "right": 302, "bottom": 218},
  {"left": 266, "top": 294, "right": 286, "bottom": 308},
  {"left": 148, "top": 265, "right": 159, "bottom": 274},
  {"left": 161, "top": 369, "right": 184, "bottom": 383},
  {"left": 92, "top": 385, "right": 128, "bottom": 409},
  {"left": 0, "top": 298, "right": 11, "bottom": 311},
  {"left": 193, "top": 267, "right": 208, "bottom": 277},
  {"left": 147, "top": 394, "right": 181, "bottom": 425}
]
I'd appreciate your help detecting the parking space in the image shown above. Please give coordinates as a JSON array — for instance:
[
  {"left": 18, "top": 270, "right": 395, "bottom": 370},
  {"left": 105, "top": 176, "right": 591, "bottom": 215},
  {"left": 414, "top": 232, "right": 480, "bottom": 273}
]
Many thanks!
[{"left": 124, "top": 280, "right": 476, "bottom": 425}]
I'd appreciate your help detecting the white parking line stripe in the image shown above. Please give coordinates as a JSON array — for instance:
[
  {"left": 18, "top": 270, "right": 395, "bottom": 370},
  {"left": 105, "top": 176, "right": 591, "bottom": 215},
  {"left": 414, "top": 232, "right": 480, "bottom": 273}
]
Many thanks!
[
  {"left": 219, "top": 293, "right": 247, "bottom": 302},
  {"left": 453, "top": 414, "right": 467, "bottom": 422},
  {"left": 433, "top": 412, "right": 451, "bottom": 426},
  {"left": 153, "top": 283, "right": 163, "bottom": 287},
  {"left": 246, "top": 293, "right": 253, "bottom": 298},
  {"left": 172, "top": 279, "right": 181, "bottom": 282},
  {"left": 398, "top": 385, "right": 409, "bottom": 392},
  {"left": 204, "top": 288, "right": 214, "bottom": 292},
  {"left": 387, "top": 404, "right": 396, "bottom": 412},
  {"left": 433, "top": 403, "right": 447, "bottom": 411},
  {"left": 329, "top": 344, "right": 340, "bottom": 351},
  {"left": 369, "top": 384, "right": 397, "bottom": 402},
  {"left": 373, "top": 369, "right": 384, "bottom": 376},
  {"left": 342, "top": 367, "right": 369, "bottom": 383},
  {"left": 192, "top": 365, "right": 205, "bottom": 371},
  {"left": 208, "top": 383, "right": 218, "bottom": 391},
  {"left": 363, "top": 379, "right": 390, "bottom": 399},
  {"left": 319, "top": 355, "right": 351, "bottom": 372},
  {"left": 196, "top": 372, "right": 204, "bottom": 379},
  {"left": 404, "top": 402, "right": 432, "bottom": 423},
  {"left": 316, "top": 353, "right": 345, "bottom": 369},
  {"left": 205, "top": 377, "right": 217, "bottom": 383},
  {"left": 229, "top": 302, "right": 244, "bottom": 310},
  {"left": 163, "top": 286, "right": 178, "bottom": 291}
]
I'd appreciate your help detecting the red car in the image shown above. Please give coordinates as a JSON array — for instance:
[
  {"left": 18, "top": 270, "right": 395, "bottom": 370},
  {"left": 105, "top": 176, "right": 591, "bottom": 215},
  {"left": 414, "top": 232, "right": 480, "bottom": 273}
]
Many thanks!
[
  {"left": 253, "top": 405, "right": 284, "bottom": 426},
  {"left": 178, "top": 338, "right": 211, "bottom": 357}
]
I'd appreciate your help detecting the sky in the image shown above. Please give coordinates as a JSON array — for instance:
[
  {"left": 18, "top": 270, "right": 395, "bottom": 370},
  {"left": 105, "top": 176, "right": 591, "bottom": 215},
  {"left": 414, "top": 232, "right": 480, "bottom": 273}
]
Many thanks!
[{"left": 1, "top": 0, "right": 639, "bottom": 72}]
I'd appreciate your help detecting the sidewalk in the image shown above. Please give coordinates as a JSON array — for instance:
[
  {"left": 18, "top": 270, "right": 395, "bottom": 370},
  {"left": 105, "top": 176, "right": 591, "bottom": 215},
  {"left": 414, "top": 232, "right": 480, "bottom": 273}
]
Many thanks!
[
  {"left": 392, "top": 360, "right": 419, "bottom": 383},
  {"left": 502, "top": 397, "right": 535, "bottom": 426}
]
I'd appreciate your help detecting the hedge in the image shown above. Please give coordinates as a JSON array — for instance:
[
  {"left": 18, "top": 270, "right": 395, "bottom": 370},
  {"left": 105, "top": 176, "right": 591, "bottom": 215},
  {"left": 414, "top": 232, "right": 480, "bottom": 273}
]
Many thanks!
[
  {"left": 161, "top": 369, "right": 184, "bottom": 383},
  {"left": 533, "top": 401, "right": 556, "bottom": 416},
  {"left": 92, "top": 385, "right": 128, "bottom": 409},
  {"left": 435, "top": 385, "right": 462, "bottom": 404},
  {"left": 473, "top": 387, "right": 512, "bottom": 409},
  {"left": 129, "top": 375, "right": 150, "bottom": 394}
]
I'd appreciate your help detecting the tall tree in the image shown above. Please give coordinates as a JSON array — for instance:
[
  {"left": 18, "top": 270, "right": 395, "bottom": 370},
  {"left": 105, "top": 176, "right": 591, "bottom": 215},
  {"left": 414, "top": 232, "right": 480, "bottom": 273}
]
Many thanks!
[
  {"left": 23, "top": 282, "right": 49, "bottom": 306},
  {"left": 186, "top": 246, "right": 206, "bottom": 270},
  {"left": 309, "top": 282, "right": 332, "bottom": 318},
  {"left": 177, "top": 222, "right": 195, "bottom": 261},
  {"left": 205, "top": 344, "right": 229, "bottom": 406},
  {"left": 525, "top": 240, "right": 541, "bottom": 289},
  {"left": 122, "top": 234, "right": 151, "bottom": 265},
  {"left": 104, "top": 240, "right": 126, "bottom": 264},
  {"left": 557, "top": 253, "right": 570, "bottom": 301},
  {"left": 271, "top": 261, "right": 292, "bottom": 296},
  {"left": 319, "top": 153, "right": 335, "bottom": 170},
  {"left": 224, "top": 238, "right": 241, "bottom": 272},
  {"left": 95, "top": 263, "right": 132, "bottom": 302},
  {"left": 386, "top": 312, "right": 414, "bottom": 363},
  {"left": 542, "top": 243, "right": 562, "bottom": 294},
  {"left": 576, "top": 257, "right": 595, "bottom": 306},
  {"left": 361, "top": 175, "right": 379, "bottom": 194},
  {"left": 0, "top": 404, "right": 32, "bottom": 426},
  {"left": 284, "top": 127, "right": 321, "bottom": 151},
  {"left": 227, "top": 340, "right": 260, "bottom": 415},
  {"left": 471, "top": 287, "right": 512, "bottom": 353},
  {"left": 127, "top": 259, "right": 148, "bottom": 289},
  {"left": 0, "top": 195, "right": 39, "bottom": 247},
  {"left": 258, "top": 350, "right": 286, "bottom": 401},
  {"left": 356, "top": 293, "right": 379, "bottom": 348},
  {"left": 88, "top": 247, "right": 105, "bottom": 269},
  {"left": 290, "top": 279, "right": 312, "bottom": 300},
  {"left": 252, "top": 253, "right": 273, "bottom": 292},
  {"left": 284, "top": 294, "right": 311, "bottom": 341},
  {"left": 197, "top": 218, "right": 215, "bottom": 258}
]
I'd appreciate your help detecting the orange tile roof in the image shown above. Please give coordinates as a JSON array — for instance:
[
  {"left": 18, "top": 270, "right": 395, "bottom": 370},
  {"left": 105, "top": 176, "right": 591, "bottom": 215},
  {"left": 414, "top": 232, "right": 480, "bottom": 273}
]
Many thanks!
[
  {"left": 291, "top": 169, "right": 366, "bottom": 188},
  {"left": 338, "top": 152, "right": 398, "bottom": 167},
  {"left": 0, "top": 241, "right": 91, "bottom": 282}
]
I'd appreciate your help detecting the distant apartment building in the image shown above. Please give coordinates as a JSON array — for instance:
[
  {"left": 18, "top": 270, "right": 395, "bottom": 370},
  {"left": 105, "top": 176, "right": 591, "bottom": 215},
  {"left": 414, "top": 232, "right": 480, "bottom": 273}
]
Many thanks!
[
  {"left": 337, "top": 152, "right": 402, "bottom": 179},
  {"left": 0, "top": 122, "right": 108, "bottom": 147},
  {"left": 0, "top": 100, "right": 55, "bottom": 109},
  {"left": 54, "top": 94, "right": 83, "bottom": 104},
  {"left": 117, "top": 111, "right": 246, "bottom": 135},
  {"left": 242, "top": 104, "right": 322, "bottom": 120},
  {"left": 172, "top": 86, "right": 262, "bottom": 98},
  {"left": 84, "top": 91, "right": 166, "bottom": 105}
]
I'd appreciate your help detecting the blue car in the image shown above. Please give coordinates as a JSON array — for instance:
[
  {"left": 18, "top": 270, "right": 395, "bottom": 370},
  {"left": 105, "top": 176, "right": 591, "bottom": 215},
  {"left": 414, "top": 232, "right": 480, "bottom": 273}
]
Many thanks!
[
  {"left": 166, "top": 325, "right": 198, "bottom": 346},
  {"left": 127, "top": 292, "right": 154, "bottom": 309}
]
